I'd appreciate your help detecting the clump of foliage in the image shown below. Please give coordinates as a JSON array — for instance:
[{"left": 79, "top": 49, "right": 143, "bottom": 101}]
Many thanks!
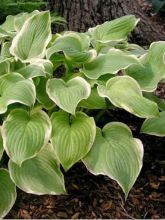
[
  {"left": 146, "top": 0, "right": 165, "bottom": 12},
  {"left": 0, "top": 0, "right": 46, "bottom": 23},
  {"left": 0, "top": 11, "right": 165, "bottom": 218}
]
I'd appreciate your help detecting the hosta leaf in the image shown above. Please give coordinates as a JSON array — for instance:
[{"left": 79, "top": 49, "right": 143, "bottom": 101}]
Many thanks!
[
  {"left": 1, "top": 42, "right": 12, "bottom": 58},
  {"left": 0, "top": 27, "right": 15, "bottom": 39},
  {"left": 79, "top": 85, "right": 106, "bottom": 109},
  {"left": 9, "top": 144, "right": 66, "bottom": 195},
  {"left": 0, "top": 15, "right": 15, "bottom": 32},
  {"left": 0, "top": 73, "right": 36, "bottom": 114},
  {"left": 88, "top": 15, "right": 139, "bottom": 43},
  {"left": 47, "top": 32, "right": 95, "bottom": 63},
  {"left": 141, "top": 111, "right": 165, "bottom": 136},
  {"left": 10, "top": 11, "right": 51, "bottom": 63},
  {"left": 2, "top": 109, "right": 51, "bottom": 165},
  {"left": 14, "top": 11, "right": 39, "bottom": 31},
  {"left": 143, "top": 92, "right": 165, "bottom": 111},
  {"left": 36, "top": 77, "right": 55, "bottom": 109},
  {"left": 83, "top": 122, "right": 143, "bottom": 196},
  {"left": 126, "top": 42, "right": 165, "bottom": 91},
  {"left": 0, "top": 58, "right": 11, "bottom": 76},
  {"left": 82, "top": 49, "right": 139, "bottom": 79},
  {"left": 47, "top": 77, "right": 91, "bottom": 114},
  {"left": 17, "top": 59, "right": 53, "bottom": 79},
  {"left": 98, "top": 76, "right": 159, "bottom": 118},
  {"left": 51, "top": 111, "right": 96, "bottom": 171},
  {"left": 0, "top": 169, "right": 16, "bottom": 219},
  {"left": 0, "top": 128, "right": 3, "bottom": 160},
  {"left": 17, "top": 63, "right": 46, "bottom": 78}
]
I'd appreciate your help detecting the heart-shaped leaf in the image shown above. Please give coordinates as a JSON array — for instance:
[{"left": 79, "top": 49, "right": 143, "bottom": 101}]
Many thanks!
[
  {"left": 10, "top": 11, "right": 51, "bottom": 63},
  {"left": 88, "top": 15, "right": 139, "bottom": 43},
  {"left": 2, "top": 109, "right": 52, "bottom": 165},
  {"left": 141, "top": 111, "right": 165, "bottom": 136},
  {"left": 126, "top": 42, "right": 165, "bottom": 91},
  {"left": 0, "top": 72, "right": 36, "bottom": 114},
  {"left": 9, "top": 144, "right": 66, "bottom": 195},
  {"left": 51, "top": 111, "right": 96, "bottom": 171},
  {"left": 47, "top": 77, "right": 91, "bottom": 114},
  {"left": 0, "top": 169, "right": 16, "bottom": 219},
  {"left": 83, "top": 122, "right": 143, "bottom": 196},
  {"left": 82, "top": 49, "right": 139, "bottom": 79},
  {"left": 98, "top": 76, "right": 159, "bottom": 118}
]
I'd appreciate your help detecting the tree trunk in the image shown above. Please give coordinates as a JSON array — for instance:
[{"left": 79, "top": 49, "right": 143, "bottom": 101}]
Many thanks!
[{"left": 48, "top": 0, "right": 165, "bottom": 46}]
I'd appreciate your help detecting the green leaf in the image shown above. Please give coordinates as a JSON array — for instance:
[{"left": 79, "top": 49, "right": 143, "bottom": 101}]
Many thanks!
[
  {"left": 141, "top": 111, "right": 165, "bottom": 136},
  {"left": 36, "top": 77, "right": 55, "bottom": 109},
  {"left": 9, "top": 144, "right": 66, "bottom": 195},
  {"left": 82, "top": 49, "right": 139, "bottom": 79},
  {"left": 0, "top": 58, "right": 11, "bottom": 76},
  {"left": 51, "top": 111, "right": 96, "bottom": 171},
  {"left": 0, "top": 128, "right": 3, "bottom": 160},
  {"left": 17, "top": 59, "right": 53, "bottom": 79},
  {"left": 79, "top": 85, "right": 106, "bottom": 109},
  {"left": 0, "top": 27, "right": 13, "bottom": 39},
  {"left": 14, "top": 11, "right": 39, "bottom": 32},
  {"left": 143, "top": 92, "right": 165, "bottom": 111},
  {"left": 88, "top": 15, "right": 139, "bottom": 43},
  {"left": 0, "top": 15, "right": 15, "bottom": 32},
  {"left": 47, "top": 32, "right": 96, "bottom": 63},
  {"left": 0, "top": 169, "right": 16, "bottom": 219},
  {"left": 126, "top": 42, "right": 165, "bottom": 91},
  {"left": 83, "top": 122, "right": 143, "bottom": 196},
  {"left": 98, "top": 76, "right": 159, "bottom": 118},
  {"left": 0, "top": 73, "right": 36, "bottom": 114},
  {"left": 2, "top": 109, "right": 52, "bottom": 165},
  {"left": 10, "top": 11, "right": 51, "bottom": 63},
  {"left": 1, "top": 42, "right": 12, "bottom": 58},
  {"left": 47, "top": 77, "right": 91, "bottom": 114}
]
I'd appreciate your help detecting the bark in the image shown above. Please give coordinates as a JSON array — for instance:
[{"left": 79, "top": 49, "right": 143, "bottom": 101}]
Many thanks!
[{"left": 47, "top": 0, "right": 165, "bottom": 46}]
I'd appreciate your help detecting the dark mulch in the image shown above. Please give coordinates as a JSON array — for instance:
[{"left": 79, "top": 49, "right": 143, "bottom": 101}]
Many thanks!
[
  {"left": 139, "top": 0, "right": 165, "bottom": 29},
  {"left": 6, "top": 85, "right": 165, "bottom": 219}
]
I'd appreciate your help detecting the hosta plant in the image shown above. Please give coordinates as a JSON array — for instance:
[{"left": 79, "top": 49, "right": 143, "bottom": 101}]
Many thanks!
[{"left": 0, "top": 10, "right": 165, "bottom": 218}]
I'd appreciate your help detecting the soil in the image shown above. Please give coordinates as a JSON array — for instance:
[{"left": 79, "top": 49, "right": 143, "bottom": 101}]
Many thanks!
[{"left": 139, "top": 0, "right": 165, "bottom": 29}]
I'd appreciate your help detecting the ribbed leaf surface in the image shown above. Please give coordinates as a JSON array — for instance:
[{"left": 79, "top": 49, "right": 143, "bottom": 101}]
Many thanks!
[
  {"left": 98, "top": 76, "right": 159, "bottom": 118},
  {"left": 47, "top": 32, "right": 95, "bottom": 63},
  {"left": 9, "top": 144, "right": 66, "bottom": 195},
  {"left": 51, "top": 112, "right": 96, "bottom": 171},
  {"left": 2, "top": 109, "right": 52, "bottom": 165},
  {"left": 0, "top": 169, "right": 16, "bottom": 219},
  {"left": 83, "top": 122, "right": 143, "bottom": 196},
  {"left": 10, "top": 11, "right": 51, "bottom": 63},
  {"left": 88, "top": 15, "right": 139, "bottom": 43},
  {"left": 47, "top": 77, "right": 91, "bottom": 114},
  {"left": 141, "top": 111, "right": 165, "bottom": 136},
  {"left": 82, "top": 49, "right": 139, "bottom": 79},
  {"left": 0, "top": 72, "right": 36, "bottom": 114},
  {"left": 126, "top": 42, "right": 165, "bottom": 91}
]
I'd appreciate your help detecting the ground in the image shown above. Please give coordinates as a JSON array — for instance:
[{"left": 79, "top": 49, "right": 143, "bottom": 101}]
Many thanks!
[{"left": 6, "top": 106, "right": 165, "bottom": 219}]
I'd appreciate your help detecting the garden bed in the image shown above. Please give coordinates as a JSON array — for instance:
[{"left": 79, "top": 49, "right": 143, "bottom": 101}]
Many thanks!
[{"left": 6, "top": 108, "right": 165, "bottom": 219}]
